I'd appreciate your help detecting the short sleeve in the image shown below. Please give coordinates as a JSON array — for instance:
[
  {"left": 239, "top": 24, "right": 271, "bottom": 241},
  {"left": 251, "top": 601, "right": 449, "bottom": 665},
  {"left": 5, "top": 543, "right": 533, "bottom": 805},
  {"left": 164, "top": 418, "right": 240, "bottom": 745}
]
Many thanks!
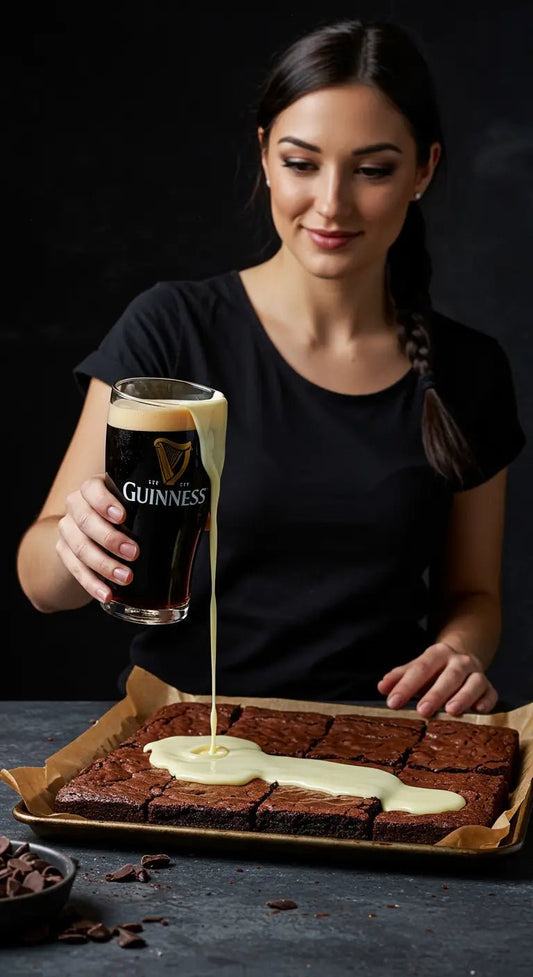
[
  {"left": 73, "top": 282, "right": 183, "bottom": 395},
  {"left": 451, "top": 337, "right": 526, "bottom": 491}
]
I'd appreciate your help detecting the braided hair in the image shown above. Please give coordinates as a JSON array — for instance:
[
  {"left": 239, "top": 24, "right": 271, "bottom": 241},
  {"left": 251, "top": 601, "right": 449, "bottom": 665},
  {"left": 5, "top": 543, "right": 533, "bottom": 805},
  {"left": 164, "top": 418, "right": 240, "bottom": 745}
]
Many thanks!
[
  {"left": 254, "top": 18, "right": 479, "bottom": 487},
  {"left": 388, "top": 202, "right": 478, "bottom": 485}
]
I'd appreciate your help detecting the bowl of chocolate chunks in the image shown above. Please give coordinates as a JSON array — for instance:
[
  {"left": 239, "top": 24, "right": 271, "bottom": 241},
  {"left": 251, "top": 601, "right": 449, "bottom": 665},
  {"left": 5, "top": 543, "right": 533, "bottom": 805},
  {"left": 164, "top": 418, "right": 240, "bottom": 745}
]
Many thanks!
[{"left": 0, "top": 836, "right": 78, "bottom": 938}]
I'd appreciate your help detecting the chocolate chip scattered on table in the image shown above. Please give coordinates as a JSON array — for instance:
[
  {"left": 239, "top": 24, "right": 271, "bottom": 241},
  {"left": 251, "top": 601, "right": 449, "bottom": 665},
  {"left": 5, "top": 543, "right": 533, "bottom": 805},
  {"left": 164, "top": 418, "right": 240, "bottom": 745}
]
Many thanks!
[
  {"left": 267, "top": 899, "right": 298, "bottom": 910},
  {"left": 104, "top": 853, "right": 171, "bottom": 883}
]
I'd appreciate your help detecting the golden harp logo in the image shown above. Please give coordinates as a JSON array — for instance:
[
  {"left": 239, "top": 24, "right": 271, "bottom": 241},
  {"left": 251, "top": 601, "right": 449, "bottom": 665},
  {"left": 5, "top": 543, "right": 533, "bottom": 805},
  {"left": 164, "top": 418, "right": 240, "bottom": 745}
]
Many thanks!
[{"left": 154, "top": 438, "right": 193, "bottom": 486}]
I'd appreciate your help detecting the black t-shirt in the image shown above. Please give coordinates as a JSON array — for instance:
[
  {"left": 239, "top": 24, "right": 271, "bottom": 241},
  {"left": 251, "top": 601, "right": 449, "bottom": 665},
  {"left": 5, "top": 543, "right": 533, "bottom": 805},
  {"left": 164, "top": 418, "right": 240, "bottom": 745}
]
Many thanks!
[{"left": 74, "top": 270, "right": 526, "bottom": 701}]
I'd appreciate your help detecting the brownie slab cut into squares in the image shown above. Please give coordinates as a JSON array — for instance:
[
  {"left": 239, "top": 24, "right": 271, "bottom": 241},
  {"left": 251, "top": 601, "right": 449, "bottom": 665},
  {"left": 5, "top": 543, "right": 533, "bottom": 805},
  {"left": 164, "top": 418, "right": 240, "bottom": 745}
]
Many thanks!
[
  {"left": 51, "top": 701, "right": 519, "bottom": 845},
  {"left": 307, "top": 714, "right": 425, "bottom": 767},
  {"left": 54, "top": 746, "right": 173, "bottom": 822},
  {"left": 372, "top": 768, "right": 509, "bottom": 844},
  {"left": 119, "top": 701, "right": 240, "bottom": 748},
  {"left": 405, "top": 719, "right": 520, "bottom": 784},
  {"left": 255, "top": 785, "right": 380, "bottom": 839},
  {"left": 225, "top": 706, "right": 332, "bottom": 757},
  {"left": 147, "top": 778, "right": 273, "bottom": 831}
]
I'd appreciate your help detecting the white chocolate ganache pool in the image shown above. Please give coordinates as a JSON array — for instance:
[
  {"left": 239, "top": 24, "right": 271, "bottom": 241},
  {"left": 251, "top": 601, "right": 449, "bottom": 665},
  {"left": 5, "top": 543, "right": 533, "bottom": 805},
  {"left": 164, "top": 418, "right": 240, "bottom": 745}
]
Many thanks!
[{"left": 144, "top": 735, "right": 466, "bottom": 815}]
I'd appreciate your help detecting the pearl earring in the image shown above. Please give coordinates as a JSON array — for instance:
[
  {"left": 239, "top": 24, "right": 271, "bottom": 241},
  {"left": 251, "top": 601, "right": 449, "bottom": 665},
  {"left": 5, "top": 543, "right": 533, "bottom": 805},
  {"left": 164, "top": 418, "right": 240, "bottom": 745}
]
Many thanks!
[
  {"left": 414, "top": 192, "right": 422, "bottom": 201},
  {"left": 266, "top": 179, "right": 271, "bottom": 188}
]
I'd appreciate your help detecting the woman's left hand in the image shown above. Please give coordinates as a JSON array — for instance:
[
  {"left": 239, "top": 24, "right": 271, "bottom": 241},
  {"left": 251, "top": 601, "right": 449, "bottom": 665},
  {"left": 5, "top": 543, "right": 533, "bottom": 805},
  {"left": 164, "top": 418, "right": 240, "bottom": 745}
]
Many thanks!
[{"left": 377, "top": 641, "right": 499, "bottom": 717}]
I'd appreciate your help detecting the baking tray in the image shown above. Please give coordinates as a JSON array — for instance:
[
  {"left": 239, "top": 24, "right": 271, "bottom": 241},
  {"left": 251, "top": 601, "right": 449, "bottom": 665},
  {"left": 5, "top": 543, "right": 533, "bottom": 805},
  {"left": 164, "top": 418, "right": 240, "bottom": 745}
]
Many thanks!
[
  {"left": 5, "top": 672, "right": 532, "bottom": 862},
  {"left": 12, "top": 778, "right": 533, "bottom": 861}
]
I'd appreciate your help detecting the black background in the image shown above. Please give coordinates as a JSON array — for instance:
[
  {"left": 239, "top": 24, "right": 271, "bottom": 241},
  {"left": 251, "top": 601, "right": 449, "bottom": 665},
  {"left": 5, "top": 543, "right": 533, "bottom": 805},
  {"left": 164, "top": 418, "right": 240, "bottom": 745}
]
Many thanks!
[{"left": 6, "top": 1, "right": 532, "bottom": 702}]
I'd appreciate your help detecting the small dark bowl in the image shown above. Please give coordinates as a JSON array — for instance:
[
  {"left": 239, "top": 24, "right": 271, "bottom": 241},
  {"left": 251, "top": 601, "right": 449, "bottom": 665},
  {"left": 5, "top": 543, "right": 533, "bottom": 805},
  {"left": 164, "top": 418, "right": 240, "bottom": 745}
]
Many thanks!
[{"left": 0, "top": 838, "right": 77, "bottom": 939}]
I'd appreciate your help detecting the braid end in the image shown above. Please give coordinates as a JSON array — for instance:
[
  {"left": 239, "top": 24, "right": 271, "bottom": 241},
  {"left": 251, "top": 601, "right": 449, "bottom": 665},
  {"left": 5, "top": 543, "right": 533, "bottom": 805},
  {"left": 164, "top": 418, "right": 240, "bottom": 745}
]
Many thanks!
[{"left": 422, "top": 389, "right": 481, "bottom": 488}]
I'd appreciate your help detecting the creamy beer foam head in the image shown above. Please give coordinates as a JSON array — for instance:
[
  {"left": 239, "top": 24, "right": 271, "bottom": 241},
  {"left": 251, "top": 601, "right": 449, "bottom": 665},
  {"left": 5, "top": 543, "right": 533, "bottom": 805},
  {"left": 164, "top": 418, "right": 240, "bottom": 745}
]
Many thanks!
[
  {"left": 107, "top": 397, "right": 219, "bottom": 431},
  {"left": 108, "top": 392, "right": 227, "bottom": 438},
  {"left": 108, "top": 398, "right": 196, "bottom": 432}
]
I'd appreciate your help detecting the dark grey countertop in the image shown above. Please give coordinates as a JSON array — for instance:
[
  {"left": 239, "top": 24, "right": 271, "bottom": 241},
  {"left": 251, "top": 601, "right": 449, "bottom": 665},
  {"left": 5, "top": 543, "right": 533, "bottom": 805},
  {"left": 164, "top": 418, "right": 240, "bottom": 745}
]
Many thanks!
[{"left": 1, "top": 700, "right": 532, "bottom": 976}]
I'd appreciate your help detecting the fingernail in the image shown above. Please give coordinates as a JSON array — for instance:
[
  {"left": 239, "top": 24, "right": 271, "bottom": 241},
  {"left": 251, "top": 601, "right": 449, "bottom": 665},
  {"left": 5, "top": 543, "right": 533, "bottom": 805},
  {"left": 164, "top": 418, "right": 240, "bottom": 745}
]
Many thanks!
[
  {"left": 387, "top": 695, "right": 401, "bottom": 709},
  {"left": 120, "top": 542, "right": 137, "bottom": 559},
  {"left": 418, "top": 701, "right": 432, "bottom": 717},
  {"left": 447, "top": 701, "right": 460, "bottom": 714},
  {"left": 113, "top": 567, "right": 130, "bottom": 582},
  {"left": 108, "top": 505, "right": 123, "bottom": 522},
  {"left": 96, "top": 587, "right": 108, "bottom": 602}
]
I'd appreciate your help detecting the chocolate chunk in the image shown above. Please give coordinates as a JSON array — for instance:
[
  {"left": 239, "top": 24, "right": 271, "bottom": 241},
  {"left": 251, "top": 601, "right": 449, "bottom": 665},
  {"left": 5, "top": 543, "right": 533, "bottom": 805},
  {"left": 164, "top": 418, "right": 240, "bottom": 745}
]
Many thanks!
[
  {"left": 114, "top": 922, "right": 144, "bottom": 933},
  {"left": 115, "top": 926, "right": 146, "bottom": 948},
  {"left": 31, "top": 858, "right": 51, "bottom": 871},
  {"left": 68, "top": 917, "right": 99, "bottom": 933},
  {"left": 140, "top": 853, "right": 170, "bottom": 868},
  {"left": 23, "top": 870, "right": 46, "bottom": 893},
  {"left": 13, "top": 843, "right": 30, "bottom": 857},
  {"left": 135, "top": 866, "right": 150, "bottom": 883},
  {"left": 87, "top": 923, "right": 112, "bottom": 942},
  {"left": 7, "top": 877, "right": 24, "bottom": 897},
  {"left": 43, "top": 873, "right": 64, "bottom": 886},
  {"left": 266, "top": 899, "right": 298, "bottom": 910},
  {"left": 58, "top": 930, "right": 89, "bottom": 944},
  {"left": 0, "top": 836, "right": 11, "bottom": 857},
  {"left": 142, "top": 915, "right": 165, "bottom": 922},
  {"left": 43, "top": 864, "right": 64, "bottom": 880},
  {"left": 7, "top": 857, "right": 33, "bottom": 874},
  {"left": 105, "top": 863, "right": 137, "bottom": 882}
]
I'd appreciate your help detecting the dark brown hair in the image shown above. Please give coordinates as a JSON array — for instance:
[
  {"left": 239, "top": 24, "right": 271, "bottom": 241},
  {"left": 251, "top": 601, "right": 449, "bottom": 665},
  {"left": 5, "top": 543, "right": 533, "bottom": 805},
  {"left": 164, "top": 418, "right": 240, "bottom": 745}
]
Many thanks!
[{"left": 255, "top": 19, "right": 479, "bottom": 487}]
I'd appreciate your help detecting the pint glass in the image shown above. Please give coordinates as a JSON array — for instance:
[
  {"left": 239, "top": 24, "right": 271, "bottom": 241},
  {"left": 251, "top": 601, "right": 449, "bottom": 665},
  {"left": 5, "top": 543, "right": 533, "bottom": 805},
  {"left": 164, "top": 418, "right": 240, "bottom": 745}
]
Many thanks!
[{"left": 101, "top": 376, "right": 224, "bottom": 625}]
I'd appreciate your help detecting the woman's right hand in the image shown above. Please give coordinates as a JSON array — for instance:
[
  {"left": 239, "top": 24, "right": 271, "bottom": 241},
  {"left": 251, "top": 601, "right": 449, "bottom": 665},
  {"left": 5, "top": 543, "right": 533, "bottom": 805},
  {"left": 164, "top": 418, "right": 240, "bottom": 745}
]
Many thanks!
[{"left": 56, "top": 474, "right": 139, "bottom": 603}]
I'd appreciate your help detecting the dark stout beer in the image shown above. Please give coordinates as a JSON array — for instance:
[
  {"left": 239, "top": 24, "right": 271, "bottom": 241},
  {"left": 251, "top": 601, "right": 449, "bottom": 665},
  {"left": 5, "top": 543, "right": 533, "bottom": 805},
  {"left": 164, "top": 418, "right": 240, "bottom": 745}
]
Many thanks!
[{"left": 106, "top": 420, "right": 209, "bottom": 612}]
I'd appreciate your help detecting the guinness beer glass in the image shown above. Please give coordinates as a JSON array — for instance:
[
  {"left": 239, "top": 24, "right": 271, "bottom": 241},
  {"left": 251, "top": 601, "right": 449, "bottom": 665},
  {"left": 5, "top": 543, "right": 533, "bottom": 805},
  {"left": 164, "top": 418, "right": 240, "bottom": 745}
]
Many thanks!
[{"left": 101, "top": 377, "right": 221, "bottom": 625}]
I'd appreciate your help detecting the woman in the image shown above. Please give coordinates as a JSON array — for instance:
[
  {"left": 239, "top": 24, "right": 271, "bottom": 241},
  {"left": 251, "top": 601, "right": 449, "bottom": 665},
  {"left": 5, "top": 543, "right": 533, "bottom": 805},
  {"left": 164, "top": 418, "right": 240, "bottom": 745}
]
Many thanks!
[{"left": 16, "top": 19, "right": 525, "bottom": 715}]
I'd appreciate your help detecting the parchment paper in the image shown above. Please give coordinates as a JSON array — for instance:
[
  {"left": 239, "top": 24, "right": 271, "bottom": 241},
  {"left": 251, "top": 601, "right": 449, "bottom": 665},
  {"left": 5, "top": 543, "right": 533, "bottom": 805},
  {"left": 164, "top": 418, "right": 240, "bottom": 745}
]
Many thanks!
[{"left": 2, "top": 665, "right": 532, "bottom": 850}]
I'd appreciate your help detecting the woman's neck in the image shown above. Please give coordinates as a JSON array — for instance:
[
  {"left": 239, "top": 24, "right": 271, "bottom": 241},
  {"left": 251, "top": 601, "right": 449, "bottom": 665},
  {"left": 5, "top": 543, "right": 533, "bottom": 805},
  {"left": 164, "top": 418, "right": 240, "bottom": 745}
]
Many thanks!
[{"left": 258, "top": 247, "right": 394, "bottom": 348}]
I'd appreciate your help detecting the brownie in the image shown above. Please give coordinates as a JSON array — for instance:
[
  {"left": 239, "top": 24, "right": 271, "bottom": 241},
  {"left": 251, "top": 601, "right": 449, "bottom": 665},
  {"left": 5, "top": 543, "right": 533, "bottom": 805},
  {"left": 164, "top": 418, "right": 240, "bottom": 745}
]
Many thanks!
[
  {"left": 341, "top": 760, "right": 399, "bottom": 775},
  {"left": 255, "top": 784, "right": 380, "bottom": 839},
  {"left": 119, "top": 701, "right": 240, "bottom": 748},
  {"left": 307, "top": 714, "right": 425, "bottom": 767},
  {"left": 405, "top": 719, "right": 519, "bottom": 784},
  {"left": 225, "top": 705, "right": 331, "bottom": 757},
  {"left": 54, "top": 746, "right": 173, "bottom": 822},
  {"left": 372, "top": 768, "right": 509, "bottom": 844},
  {"left": 147, "top": 778, "right": 273, "bottom": 830}
]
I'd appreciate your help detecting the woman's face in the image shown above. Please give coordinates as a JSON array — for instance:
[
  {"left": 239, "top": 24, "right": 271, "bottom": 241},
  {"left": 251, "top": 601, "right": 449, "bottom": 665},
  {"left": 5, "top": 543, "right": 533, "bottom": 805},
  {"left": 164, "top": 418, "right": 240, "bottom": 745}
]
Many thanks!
[{"left": 260, "top": 84, "right": 440, "bottom": 279}]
